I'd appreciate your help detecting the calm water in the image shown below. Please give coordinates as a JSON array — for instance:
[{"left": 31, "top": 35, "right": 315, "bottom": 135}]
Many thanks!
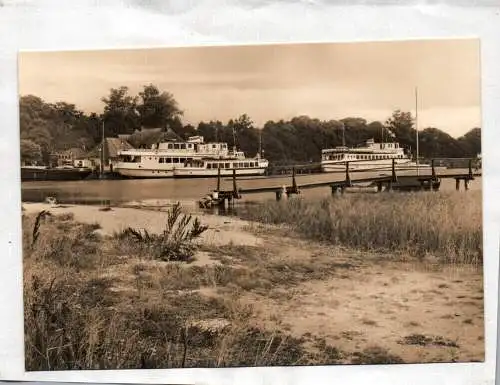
[{"left": 21, "top": 169, "right": 482, "bottom": 207}]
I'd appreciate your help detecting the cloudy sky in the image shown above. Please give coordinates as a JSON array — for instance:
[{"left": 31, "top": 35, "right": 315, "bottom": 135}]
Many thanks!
[{"left": 18, "top": 38, "right": 481, "bottom": 137}]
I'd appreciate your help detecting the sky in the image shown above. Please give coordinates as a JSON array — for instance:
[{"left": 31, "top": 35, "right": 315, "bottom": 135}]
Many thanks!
[{"left": 18, "top": 38, "right": 481, "bottom": 138}]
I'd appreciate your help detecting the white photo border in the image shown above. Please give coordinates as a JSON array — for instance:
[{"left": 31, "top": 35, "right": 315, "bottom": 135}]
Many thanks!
[{"left": 0, "top": 2, "right": 498, "bottom": 385}]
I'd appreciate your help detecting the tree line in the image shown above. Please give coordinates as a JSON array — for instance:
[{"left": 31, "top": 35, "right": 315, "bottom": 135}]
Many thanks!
[{"left": 19, "top": 84, "right": 481, "bottom": 166}]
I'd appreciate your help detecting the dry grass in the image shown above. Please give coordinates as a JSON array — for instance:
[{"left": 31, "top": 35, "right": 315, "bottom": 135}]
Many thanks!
[
  {"left": 23, "top": 210, "right": 348, "bottom": 370},
  {"left": 237, "top": 191, "right": 482, "bottom": 264}
]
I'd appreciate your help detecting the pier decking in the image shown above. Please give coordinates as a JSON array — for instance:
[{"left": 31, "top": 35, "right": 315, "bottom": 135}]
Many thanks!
[{"left": 198, "top": 158, "right": 481, "bottom": 208}]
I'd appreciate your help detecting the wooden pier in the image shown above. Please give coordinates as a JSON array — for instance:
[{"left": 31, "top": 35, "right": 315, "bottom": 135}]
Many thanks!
[{"left": 198, "top": 158, "right": 481, "bottom": 209}]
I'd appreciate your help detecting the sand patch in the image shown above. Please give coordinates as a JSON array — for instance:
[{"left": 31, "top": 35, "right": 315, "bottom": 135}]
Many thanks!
[{"left": 22, "top": 202, "right": 263, "bottom": 247}]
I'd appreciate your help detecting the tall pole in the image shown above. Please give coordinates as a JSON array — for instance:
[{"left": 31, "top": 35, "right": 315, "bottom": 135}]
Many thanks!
[
  {"left": 100, "top": 120, "right": 105, "bottom": 177},
  {"left": 258, "top": 129, "right": 262, "bottom": 159},
  {"left": 415, "top": 87, "right": 420, "bottom": 176},
  {"left": 341, "top": 122, "right": 346, "bottom": 147},
  {"left": 232, "top": 126, "right": 237, "bottom": 153}
]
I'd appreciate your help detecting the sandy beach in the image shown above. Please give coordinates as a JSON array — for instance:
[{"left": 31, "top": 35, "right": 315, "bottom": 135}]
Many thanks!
[{"left": 22, "top": 202, "right": 263, "bottom": 247}]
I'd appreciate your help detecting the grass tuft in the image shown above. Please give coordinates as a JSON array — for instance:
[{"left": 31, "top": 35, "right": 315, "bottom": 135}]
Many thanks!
[{"left": 115, "top": 202, "right": 208, "bottom": 262}]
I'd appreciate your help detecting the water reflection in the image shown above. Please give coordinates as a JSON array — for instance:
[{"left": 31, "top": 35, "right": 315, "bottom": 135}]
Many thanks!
[{"left": 21, "top": 172, "right": 482, "bottom": 209}]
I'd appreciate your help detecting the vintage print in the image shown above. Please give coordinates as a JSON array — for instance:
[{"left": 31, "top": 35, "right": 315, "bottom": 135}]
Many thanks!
[{"left": 19, "top": 39, "right": 483, "bottom": 370}]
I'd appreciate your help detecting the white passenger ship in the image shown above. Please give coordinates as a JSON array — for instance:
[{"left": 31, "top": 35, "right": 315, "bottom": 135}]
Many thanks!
[
  {"left": 321, "top": 138, "right": 430, "bottom": 173},
  {"left": 113, "top": 135, "right": 269, "bottom": 178}
]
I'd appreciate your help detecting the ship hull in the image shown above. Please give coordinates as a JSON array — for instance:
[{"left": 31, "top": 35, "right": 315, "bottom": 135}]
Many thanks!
[
  {"left": 21, "top": 167, "right": 93, "bottom": 182},
  {"left": 321, "top": 160, "right": 431, "bottom": 173},
  {"left": 114, "top": 168, "right": 175, "bottom": 178},
  {"left": 173, "top": 167, "right": 267, "bottom": 178}
]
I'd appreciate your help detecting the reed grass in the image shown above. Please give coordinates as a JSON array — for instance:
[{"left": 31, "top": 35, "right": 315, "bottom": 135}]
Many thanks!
[{"left": 238, "top": 191, "right": 482, "bottom": 264}]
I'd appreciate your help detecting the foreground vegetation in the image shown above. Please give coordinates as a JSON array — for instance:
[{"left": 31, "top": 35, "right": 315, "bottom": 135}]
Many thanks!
[
  {"left": 23, "top": 191, "right": 483, "bottom": 370},
  {"left": 238, "top": 190, "right": 482, "bottom": 265}
]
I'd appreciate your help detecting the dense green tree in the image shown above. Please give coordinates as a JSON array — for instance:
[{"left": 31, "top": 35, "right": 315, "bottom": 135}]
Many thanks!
[
  {"left": 101, "top": 86, "right": 140, "bottom": 136},
  {"left": 137, "top": 84, "right": 183, "bottom": 129},
  {"left": 457, "top": 127, "right": 481, "bottom": 157},
  {"left": 20, "top": 139, "right": 43, "bottom": 165}
]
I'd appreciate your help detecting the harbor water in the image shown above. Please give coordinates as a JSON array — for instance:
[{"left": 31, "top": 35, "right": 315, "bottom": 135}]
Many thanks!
[{"left": 21, "top": 168, "right": 482, "bottom": 207}]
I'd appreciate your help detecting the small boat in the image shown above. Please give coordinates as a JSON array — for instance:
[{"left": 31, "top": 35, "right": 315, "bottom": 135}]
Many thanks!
[
  {"left": 173, "top": 157, "right": 269, "bottom": 178},
  {"left": 321, "top": 139, "right": 431, "bottom": 173},
  {"left": 21, "top": 165, "right": 93, "bottom": 182}
]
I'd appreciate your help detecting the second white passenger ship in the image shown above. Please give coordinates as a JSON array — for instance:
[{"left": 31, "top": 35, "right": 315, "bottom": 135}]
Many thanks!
[{"left": 321, "top": 138, "right": 430, "bottom": 173}]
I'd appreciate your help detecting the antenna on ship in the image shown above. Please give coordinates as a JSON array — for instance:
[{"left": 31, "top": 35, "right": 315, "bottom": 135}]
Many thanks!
[
  {"left": 100, "top": 120, "right": 105, "bottom": 178},
  {"left": 258, "top": 129, "right": 262, "bottom": 159},
  {"left": 415, "top": 87, "right": 420, "bottom": 176},
  {"left": 341, "top": 121, "right": 346, "bottom": 147},
  {"left": 232, "top": 126, "right": 237, "bottom": 153}
]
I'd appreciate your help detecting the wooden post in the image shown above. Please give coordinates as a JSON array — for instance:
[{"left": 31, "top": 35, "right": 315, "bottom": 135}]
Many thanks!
[
  {"left": 391, "top": 158, "right": 398, "bottom": 183},
  {"left": 292, "top": 167, "right": 298, "bottom": 193},
  {"left": 468, "top": 159, "right": 473, "bottom": 179},
  {"left": 377, "top": 182, "right": 383, "bottom": 192},
  {"left": 232, "top": 168, "right": 239, "bottom": 198},
  {"left": 431, "top": 159, "right": 436, "bottom": 180},
  {"left": 455, "top": 178, "right": 460, "bottom": 191},
  {"left": 216, "top": 166, "right": 221, "bottom": 192},
  {"left": 345, "top": 161, "right": 351, "bottom": 186},
  {"left": 275, "top": 190, "right": 282, "bottom": 201}
]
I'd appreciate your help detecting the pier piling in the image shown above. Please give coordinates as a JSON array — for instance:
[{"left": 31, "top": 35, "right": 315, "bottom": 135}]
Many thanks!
[
  {"left": 216, "top": 166, "right": 221, "bottom": 192},
  {"left": 345, "top": 161, "right": 351, "bottom": 187},
  {"left": 391, "top": 159, "right": 398, "bottom": 183}
]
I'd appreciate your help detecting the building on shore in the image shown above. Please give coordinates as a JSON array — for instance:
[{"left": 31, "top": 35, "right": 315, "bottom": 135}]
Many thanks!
[
  {"left": 86, "top": 137, "right": 134, "bottom": 172},
  {"left": 126, "top": 127, "right": 182, "bottom": 148},
  {"left": 50, "top": 147, "right": 87, "bottom": 167}
]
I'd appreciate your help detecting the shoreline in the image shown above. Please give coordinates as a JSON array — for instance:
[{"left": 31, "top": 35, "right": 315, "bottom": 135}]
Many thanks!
[{"left": 22, "top": 201, "right": 262, "bottom": 247}]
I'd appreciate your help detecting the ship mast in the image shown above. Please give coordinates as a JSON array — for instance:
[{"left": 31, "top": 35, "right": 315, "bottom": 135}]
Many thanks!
[
  {"left": 415, "top": 87, "right": 420, "bottom": 176},
  {"left": 232, "top": 126, "right": 237, "bottom": 153},
  {"left": 341, "top": 122, "right": 346, "bottom": 147},
  {"left": 258, "top": 129, "right": 262, "bottom": 159},
  {"left": 100, "top": 120, "right": 105, "bottom": 177}
]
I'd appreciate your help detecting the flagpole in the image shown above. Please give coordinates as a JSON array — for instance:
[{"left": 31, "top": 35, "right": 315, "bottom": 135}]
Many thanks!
[
  {"left": 100, "top": 120, "right": 105, "bottom": 178},
  {"left": 415, "top": 87, "right": 419, "bottom": 176}
]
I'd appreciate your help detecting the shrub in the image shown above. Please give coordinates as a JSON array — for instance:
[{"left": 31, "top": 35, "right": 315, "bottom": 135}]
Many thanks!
[{"left": 116, "top": 202, "right": 208, "bottom": 262}]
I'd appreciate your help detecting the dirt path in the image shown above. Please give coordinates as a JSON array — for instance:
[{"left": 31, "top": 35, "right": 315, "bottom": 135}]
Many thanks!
[{"left": 227, "top": 230, "right": 484, "bottom": 364}]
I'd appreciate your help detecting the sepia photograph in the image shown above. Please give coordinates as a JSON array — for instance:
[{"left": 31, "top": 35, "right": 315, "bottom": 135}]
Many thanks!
[{"left": 18, "top": 39, "right": 483, "bottom": 371}]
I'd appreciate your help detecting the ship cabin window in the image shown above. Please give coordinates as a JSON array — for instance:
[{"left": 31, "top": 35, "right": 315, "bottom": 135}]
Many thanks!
[
  {"left": 167, "top": 143, "right": 173, "bottom": 149},
  {"left": 224, "top": 163, "right": 230, "bottom": 169},
  {"left": 212, "top": 144, "right": 217, "bottom": 149},
  {"left": 120, "top": 155, "right": 141, "bottom": 163},
  {"left": 179, "top": 158, "right": 186, "bottom": 163},
  {"left": 187, "top": 144, "right": 193, "bottom": 149},
  {"left": 180, "top": 144, "right": 186, "bottom": 150},
  {"left": 173, "top": 158, "right": 179, "bottom": 163}
]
